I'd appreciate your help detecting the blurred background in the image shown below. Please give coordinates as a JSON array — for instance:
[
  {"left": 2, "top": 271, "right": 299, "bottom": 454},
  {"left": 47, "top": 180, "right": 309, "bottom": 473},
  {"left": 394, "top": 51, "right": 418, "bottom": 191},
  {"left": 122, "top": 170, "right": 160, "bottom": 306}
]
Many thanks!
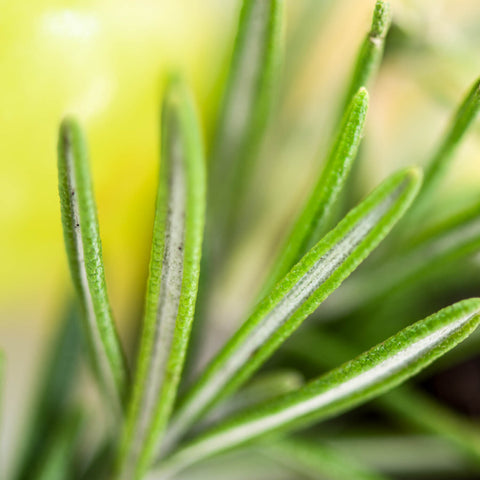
[{"left": 2, "top": 0, "right": 480, "bottom": 477}]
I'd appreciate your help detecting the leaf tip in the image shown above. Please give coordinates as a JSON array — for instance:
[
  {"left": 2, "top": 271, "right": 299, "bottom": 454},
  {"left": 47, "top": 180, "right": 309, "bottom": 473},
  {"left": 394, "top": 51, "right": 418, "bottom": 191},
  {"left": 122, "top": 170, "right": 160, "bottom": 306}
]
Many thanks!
[{"left": 371, "top": 0, "right": 392, "bottom": 40}]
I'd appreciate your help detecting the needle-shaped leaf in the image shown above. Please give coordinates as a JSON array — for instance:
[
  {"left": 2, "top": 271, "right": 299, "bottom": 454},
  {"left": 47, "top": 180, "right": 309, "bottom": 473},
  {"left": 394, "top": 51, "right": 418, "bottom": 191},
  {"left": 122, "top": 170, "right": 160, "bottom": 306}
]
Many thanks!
[
  {"left": 155, "top": 299, "right": 480, "bottom": 477},
  {"left": 261, "top": 88, "right": 369, "bottom": 295},
  {"left": 57, "top": 120, "right": 129, "bottom": 412},
  {"left": 13, "top": 302, "right": 82, "bottom": 480},
  {"left": 31, "top": 410, "right": 83, "bottom": 480},
  {"left": 407, "top": 76, "right": 480, "bottom": 220},
  {"left": 341, "top": 0, "right": 391, "bottom": 113},
  {"left": 286, "top": 328, "right": 480, "bottom": 465},
  {"left": 116, "top": 76, "right": 206, "bottom": 480},
  {"left": 381, "top": 387, "right": 480, "bottom": 465},
  {"left": 199, "top": 370, "right": 304, "bottom": 431},
  {"left": 209, "top": 0, "right": 284, "bottom": 255},
  {"left": 265, "top": 438, "right": 390, "bottom": 480},
  {"left": 330, "top": 435, "right": 465, "bottom": 476},
  {"left": 329, "top": 198, "right": 480, "bottom": 316},
  {"left": 0, "top": 350, "right": 4, "bottom": 422},
  {"left": 162, "top": 167, "right": 421, "bottom": 451}
]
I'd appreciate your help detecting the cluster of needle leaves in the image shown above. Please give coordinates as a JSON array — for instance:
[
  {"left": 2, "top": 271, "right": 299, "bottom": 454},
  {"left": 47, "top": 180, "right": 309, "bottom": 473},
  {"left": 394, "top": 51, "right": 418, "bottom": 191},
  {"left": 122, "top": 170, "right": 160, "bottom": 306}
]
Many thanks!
[{"left": 6, "top": 1, "right": 480, "bottom": 479}]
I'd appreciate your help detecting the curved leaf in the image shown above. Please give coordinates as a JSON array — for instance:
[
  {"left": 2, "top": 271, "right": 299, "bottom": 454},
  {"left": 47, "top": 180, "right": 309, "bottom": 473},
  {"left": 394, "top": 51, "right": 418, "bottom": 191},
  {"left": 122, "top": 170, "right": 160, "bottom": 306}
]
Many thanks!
[
  {"left": 57, "top": 120, "right": 129, "bottom": 412},
  {"left": 265, "top": 438, "right": 390, "bottom": 480}
]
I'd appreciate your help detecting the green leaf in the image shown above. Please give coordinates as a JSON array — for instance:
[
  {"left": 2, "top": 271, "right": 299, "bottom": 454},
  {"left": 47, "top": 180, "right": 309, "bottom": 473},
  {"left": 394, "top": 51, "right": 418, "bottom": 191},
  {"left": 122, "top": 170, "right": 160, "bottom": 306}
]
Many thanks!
[
  {"left": 57, "top": 120, "right": 129, "bottom": 412},
  {"left": 155, "top": 299, "right": 480, "bottom": 476},
  {"left": 265, "top": 438, "right": 390, "bottom": 480},
  {"left": 341, "top": 0, "right": 391, "bottom": 113},
  {"left": 199, "top": 370, "right": 304, "bottom": 431},
  {"left": 381, "top": 387, "right": 480, "bottom": 465},
  {"left": 31, "top": 410, "right": 83, "bottom": 480},
  {"left": 13, "top": 302, "right": 83, "bottom": 480},
  {"left": 330, "top": 435, "right": 465, "bottom": 476},
  {"left": 330, "top": 198, "right": 480, "bottom": 315},
  {"left": 261, "top": 87, "right": 369, "bottom": 295},
  {"left": 286, "top": 328, "right": 480, "bottom": 466},
  {"left": 162, "top": 167, "right": 421, "bottom": 452},
  {"left": 115, "top": 75, "right": 206, "bottom": 480},
  {"left": 407, "top": 76, "right": 480, "bottom": 220},
  {"left": 209, "top": 0, "right": 284, "bottom": 255}
]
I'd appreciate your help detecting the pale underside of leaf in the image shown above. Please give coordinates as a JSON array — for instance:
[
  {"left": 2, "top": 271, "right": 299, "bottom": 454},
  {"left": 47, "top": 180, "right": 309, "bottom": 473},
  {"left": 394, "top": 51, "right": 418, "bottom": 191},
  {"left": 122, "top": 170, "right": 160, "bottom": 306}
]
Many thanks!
[
  {"left": 162, "top": 168, "right": 421, "bottom": 453},
  {"left": 154, "top": 300, "right": 480, "bottom": 477},
  {"left": 117, "top": 78, "right": 205, "bottom": 480}
]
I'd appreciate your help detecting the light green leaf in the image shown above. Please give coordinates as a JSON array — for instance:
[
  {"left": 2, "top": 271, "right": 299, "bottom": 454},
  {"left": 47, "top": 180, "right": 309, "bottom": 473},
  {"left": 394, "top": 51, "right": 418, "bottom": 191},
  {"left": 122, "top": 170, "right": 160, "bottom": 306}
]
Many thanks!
[
  {"left": 265, "top": 438, "right": 390, "bottom": 480},
  {"left": 261, "top": 87, "right": 369, "bottom": 295},
  {"left": 57, "top": 120, "right": 129, "bottom": 412},
  {"left": 209, "top": 0, "right": 284, "bottom": 255},
  {"left": 13, "top": 302, "right": 83, "bottom": 480},
  {"left": 155, "top": 299, "right": 480, "bottom": 477},
  {"left": 286, "top": 328, "right": 480, "bottom": 465},
  {"left": 330, "top": 435, "right": 466, "bottom": 476},
  {"left": 0, "top": 350, "right": 4, "bottom": 423},
  {"left": 115, "top": 76, "right": 206, "bottom": 480},
  {"left": 199, "top": 370, "right": 304, "bottom": 431},
  {"left": 341, "top": 0, "right": 391, "bottom": 113},
  {"left": 381, "top": 386, "right": 480, "bottom": 465},
  {"left": 329, "top": 198, "right": 480, "bottom": 315},
  {"left": 162, "top": 167, "right": 421, "bottom": 452},
  {"left": 407, "top": 76, "right": 480, "bottom": 220}
]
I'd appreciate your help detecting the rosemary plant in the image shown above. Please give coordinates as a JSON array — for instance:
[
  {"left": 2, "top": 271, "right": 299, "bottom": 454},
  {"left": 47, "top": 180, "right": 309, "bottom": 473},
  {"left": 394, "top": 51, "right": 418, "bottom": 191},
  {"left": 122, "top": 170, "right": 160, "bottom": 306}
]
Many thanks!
[{"left": 6, "top": 1, "right": 480, "bottom": 479}]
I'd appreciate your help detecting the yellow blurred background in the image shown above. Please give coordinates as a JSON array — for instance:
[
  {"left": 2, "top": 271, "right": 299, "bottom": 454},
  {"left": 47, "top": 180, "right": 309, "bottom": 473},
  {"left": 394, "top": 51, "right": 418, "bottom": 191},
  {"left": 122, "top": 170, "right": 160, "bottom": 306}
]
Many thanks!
[{"left": 2, "top": 0, "right": 480, "bottom": 474}]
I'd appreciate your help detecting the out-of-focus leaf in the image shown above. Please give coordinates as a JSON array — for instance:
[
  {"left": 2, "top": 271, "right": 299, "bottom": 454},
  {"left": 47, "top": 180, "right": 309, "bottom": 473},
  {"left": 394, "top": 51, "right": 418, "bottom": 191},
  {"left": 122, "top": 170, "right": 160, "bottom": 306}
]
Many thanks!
[
  {"left": 328, "top": 199, "right": 480, "bottom": 316},
  {"left": 31, "top": 410, "right": 83, "bottom": 480},
  {"left": 265, "top": 438, "right": 390, "bottom": 480},
  {"left": 341, "top": 0, "right": 391, "bottom": 113},
  {"left": 14, "top": 302, "right": 83, "bottom": 480},
  {"left": 209, "top": 0, "right": 284, "bottom": 255},
  {"left": 286, "top": 327, "right": 480, "bottom": 466},
  {"left": 406, "top": 76, "right": 480, "bottom": 221},
  {"left": 198, "top": 370, "right": 304, "bottom": 430}
]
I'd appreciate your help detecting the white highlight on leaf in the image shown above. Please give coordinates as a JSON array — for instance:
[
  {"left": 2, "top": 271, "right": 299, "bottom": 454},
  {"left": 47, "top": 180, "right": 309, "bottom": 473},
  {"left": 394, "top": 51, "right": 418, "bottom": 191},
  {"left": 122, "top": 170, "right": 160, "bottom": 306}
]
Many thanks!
[
  {"left": 164, "top": 182, "right": 403, "bottom": 449},
  {"left": 161, "top": 310, "right": 475, "bottom": 476}
]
